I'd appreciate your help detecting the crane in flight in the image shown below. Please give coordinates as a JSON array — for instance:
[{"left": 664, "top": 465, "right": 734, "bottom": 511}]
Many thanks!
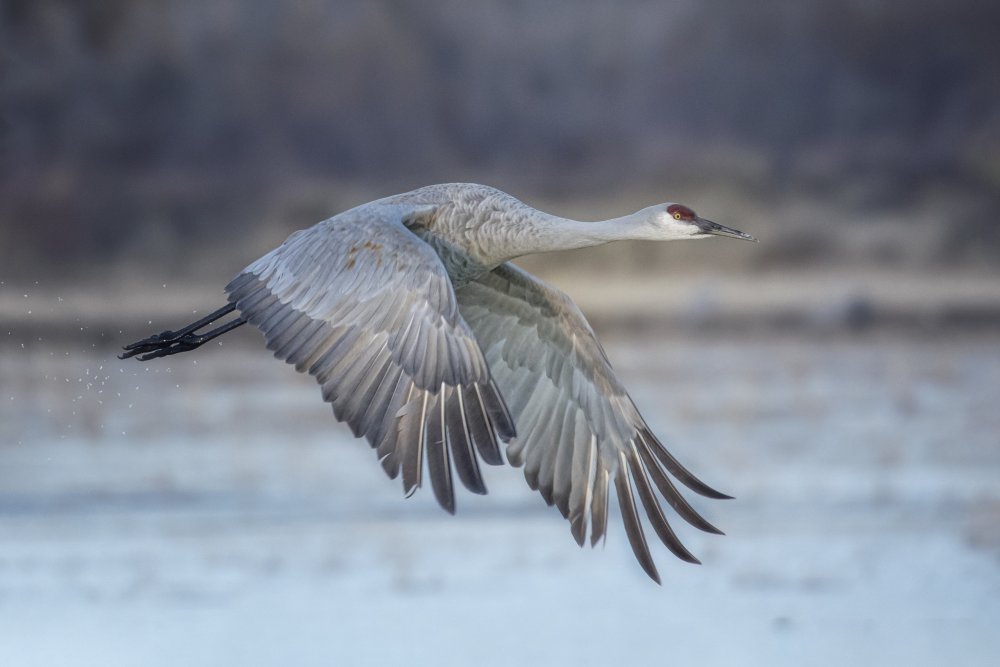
[{"left": 121, "top": 183, "right": 757, "bottom": 582}]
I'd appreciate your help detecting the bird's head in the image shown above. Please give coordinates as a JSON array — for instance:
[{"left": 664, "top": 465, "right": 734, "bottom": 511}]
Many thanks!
[{"left": 646, "top": 203, "right": 757, "bottom": 242}]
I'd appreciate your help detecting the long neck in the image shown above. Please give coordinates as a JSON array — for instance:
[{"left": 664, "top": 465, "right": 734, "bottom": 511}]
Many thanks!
[{"left": 485, "top": 203, "right": 657, "bottom": 264}]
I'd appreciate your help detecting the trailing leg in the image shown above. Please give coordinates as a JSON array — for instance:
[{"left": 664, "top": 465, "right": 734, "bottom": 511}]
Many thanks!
[{"left": 120, "top": 303, "right": 246, "bottom": 361}]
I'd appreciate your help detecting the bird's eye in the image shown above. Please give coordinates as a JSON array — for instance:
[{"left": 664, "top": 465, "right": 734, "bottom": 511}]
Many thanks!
[{"left": 667, "top": 204, "right": 696, "bottom": 222}]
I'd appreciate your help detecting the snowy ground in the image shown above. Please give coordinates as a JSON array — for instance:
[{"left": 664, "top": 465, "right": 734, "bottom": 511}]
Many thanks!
[{"left": 1, "top": 334, "right": 999, "bottom": 666}]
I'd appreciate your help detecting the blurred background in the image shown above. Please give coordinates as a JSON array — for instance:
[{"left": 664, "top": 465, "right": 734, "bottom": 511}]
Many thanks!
[{"left": 1, "top": 1, "right": 999, "bottom": 665}]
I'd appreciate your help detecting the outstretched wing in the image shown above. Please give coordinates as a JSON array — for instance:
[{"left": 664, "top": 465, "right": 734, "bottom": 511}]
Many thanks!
[
  {"left": 456, "top": 263, "right": 729, "bottom": 582},
  {"left": 225, "top": 204, "right": 515, "bottom": 513}
]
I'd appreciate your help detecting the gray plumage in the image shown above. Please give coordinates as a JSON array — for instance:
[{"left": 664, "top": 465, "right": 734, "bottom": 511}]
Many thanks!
[{"left": 209, "top": 183, "right": 753, "bottom": 582}]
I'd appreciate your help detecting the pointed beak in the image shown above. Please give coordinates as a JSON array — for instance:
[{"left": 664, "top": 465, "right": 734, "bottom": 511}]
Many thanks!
[{"left": 695, "top": 217, "right": 758, "bottom": 242}]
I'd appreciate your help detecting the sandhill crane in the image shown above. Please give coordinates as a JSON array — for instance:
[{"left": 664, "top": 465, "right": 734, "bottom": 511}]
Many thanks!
[{"left": 121, "top": 183, "right": 756, "bottom": 582}]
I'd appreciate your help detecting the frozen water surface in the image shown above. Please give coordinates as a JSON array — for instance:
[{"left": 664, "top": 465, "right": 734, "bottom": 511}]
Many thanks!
[{"left": 1, "top": 335, "right": 998, "bottom": 666}]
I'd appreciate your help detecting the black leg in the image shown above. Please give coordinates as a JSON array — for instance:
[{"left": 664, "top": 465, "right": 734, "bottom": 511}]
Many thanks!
[{"left": 120, "top": 303, "right": 246, "bottom": 361}]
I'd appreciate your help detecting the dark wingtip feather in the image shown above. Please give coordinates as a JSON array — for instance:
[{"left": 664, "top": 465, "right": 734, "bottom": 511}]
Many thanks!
[
  {"left": 466, "top": 385, "right": 504, "bottom": 466},
  {"left": 614, "top": 460, "right": 661, "bottom": 584},
  {"left": 378, "top": 452, "right": 400, "bottom": 480},
  {"left": 426, "top": 393, "right": 456, "bottom": 514},
  {"left": 570, "top": 517, "right": 587, "bottom": 547},
  {"left": 635, "top": 437, "right": 725, "bottom": 535},
  {"left": 439, "top": 499, "right": 457, "bottom": 515},
  {"left": 445, "top": 389, "right": 488, "bottom": 495},
  {"left": 641, "top": 428, "right": 732, "bottom": 499},
  {"left": 626, "top": 448, "right": 702, "bottom": 565},
  {"left": 694, "top": 486, "right": 734, "bottom": 501},
  {"left": 484, "top": 379, "right": 517, "bottom": 441}
]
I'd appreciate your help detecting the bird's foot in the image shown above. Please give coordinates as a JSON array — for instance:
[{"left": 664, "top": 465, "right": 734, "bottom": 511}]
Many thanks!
[
  {"left": 119, "top": 331, "right": 207, "bottom": 361},
  {"left": 120, "top": 304, "right": 246, "bottom": 362}
]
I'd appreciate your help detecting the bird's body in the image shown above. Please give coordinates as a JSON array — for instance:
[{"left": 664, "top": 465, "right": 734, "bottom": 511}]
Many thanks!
[
  {"left": 359, "top": 184, "right": 611, "bottom": 283},
  {"left": 122, "top": 183, "right": 756, "bottom": 582}
]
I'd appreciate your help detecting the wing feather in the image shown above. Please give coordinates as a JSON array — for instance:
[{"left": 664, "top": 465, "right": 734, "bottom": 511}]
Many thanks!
[
  {"left": 456, "top": 386, "right": 494, "bottom": 465},
  {"left": 626, "top": 443, "right": 701, "bottom": 564},
  {"left": 447, "top": 389, "right": 487, "bottom": 494},
  {"left": 568, "top": 431, "right": 597, "bottom": 546},
  {"left": 636, "top": 432, "right": 724, "bottom": 534},
  {"left": 590, "top": 465, "right": 610, "bottom": 547},
  {"left": 614, "top": 453, "right": 660, "bottom": 584},
  {"left": 375, "top": 372, "right": 412, "bottom": 478},
  {"left": 356, "top": 358, "right": 401, "bottom": 443},
  {"left": 425, "top": 385, "right": 455, "bottom": 513},
  {"left": 226, "top": 204, "right": 514, "bottom": 512},
  {"left": 457, "top": 262, "right": 727, "bottom": 581},
  {"left": 398, "top": 386, "right": 426, "bottom": 496},
  {"left": 552, "top": 405, "right": 577, "bottom": 519}
]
